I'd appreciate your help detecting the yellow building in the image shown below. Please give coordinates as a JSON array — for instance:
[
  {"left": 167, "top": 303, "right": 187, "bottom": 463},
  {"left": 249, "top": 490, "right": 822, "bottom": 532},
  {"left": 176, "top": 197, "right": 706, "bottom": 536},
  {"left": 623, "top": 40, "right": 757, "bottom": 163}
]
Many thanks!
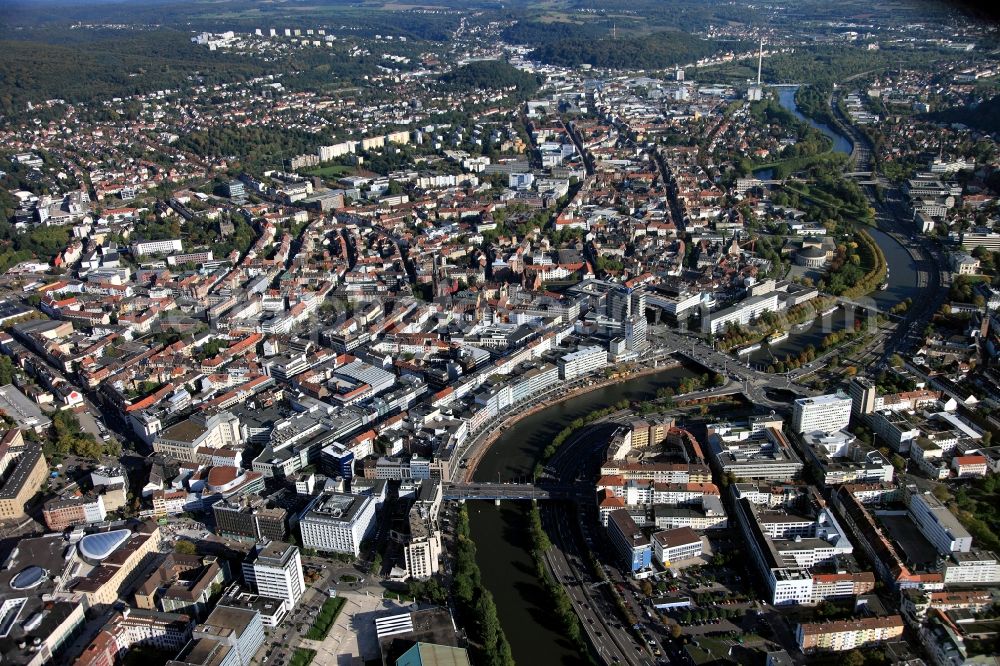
[{"left": 68, "top": 523, "right": 163, "bottom": 608}]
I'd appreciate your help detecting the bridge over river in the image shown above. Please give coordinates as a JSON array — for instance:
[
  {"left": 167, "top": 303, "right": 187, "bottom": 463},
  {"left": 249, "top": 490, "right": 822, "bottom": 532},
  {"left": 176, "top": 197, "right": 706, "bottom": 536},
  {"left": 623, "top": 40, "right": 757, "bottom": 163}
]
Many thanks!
[{"left": 443, "top": 481, "right": 576, "bottom": 501}]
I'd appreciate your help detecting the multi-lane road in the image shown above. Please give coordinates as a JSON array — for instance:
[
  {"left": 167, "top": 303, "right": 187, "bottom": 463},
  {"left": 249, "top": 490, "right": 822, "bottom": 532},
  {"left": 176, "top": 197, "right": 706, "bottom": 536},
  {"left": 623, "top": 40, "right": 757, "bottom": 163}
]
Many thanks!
[{"left": 540, "top": 422, "right": 665, "bottom": 665}]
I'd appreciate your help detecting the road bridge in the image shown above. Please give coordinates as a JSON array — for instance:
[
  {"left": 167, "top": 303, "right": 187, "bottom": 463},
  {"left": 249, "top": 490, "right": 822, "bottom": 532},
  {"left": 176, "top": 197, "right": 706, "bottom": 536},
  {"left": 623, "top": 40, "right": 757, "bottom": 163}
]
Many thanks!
[{"left": 443, "top": 482, "right": 575, "bottom": 501}]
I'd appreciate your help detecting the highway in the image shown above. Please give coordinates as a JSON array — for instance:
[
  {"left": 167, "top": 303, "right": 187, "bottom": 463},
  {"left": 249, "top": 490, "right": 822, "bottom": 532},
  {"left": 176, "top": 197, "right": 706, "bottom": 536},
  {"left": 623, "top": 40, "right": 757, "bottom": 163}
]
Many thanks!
[{"left": 539, "top": 422, "right": 661, "bottom": 665}]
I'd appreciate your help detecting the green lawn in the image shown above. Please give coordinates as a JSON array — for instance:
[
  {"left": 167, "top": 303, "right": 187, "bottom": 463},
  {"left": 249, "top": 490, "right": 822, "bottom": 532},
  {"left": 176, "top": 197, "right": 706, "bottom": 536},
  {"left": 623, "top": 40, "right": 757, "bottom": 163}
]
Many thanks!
[
  {"left": 288, "top": 648, "right": 316, "bottom": 666},
  {"left": 304, "top": 597, "right": 347, "bottom": 641},
  {"left": 304, "top": 164, "right": 354, "bottom": 178},
  {"left": 685, "top": 636, "right": 733, "bottom": 664}
]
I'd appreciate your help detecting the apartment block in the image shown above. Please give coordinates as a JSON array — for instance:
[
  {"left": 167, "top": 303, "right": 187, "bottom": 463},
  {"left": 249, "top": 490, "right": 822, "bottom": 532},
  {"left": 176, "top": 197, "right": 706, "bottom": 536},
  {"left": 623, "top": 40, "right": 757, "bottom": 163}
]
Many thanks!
[
  {"left": 557, "top": 345, "right": 608, "bottom": 380},
  {"left": 0, "top": 429, "right": 47, "bottom": 521},
  {"left": 796, "top": 615, "right": 904, "bottom": 652}
]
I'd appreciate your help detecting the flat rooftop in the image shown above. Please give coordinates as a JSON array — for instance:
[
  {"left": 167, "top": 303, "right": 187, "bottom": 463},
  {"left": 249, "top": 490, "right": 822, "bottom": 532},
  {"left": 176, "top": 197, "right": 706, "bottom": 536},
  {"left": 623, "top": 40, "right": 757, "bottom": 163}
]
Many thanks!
[
  {"left": 0, "top": 385, "right": 51, "bottom": 430},
  {"left": 876, "top": 514, "right": 940, "bottom": 568}
]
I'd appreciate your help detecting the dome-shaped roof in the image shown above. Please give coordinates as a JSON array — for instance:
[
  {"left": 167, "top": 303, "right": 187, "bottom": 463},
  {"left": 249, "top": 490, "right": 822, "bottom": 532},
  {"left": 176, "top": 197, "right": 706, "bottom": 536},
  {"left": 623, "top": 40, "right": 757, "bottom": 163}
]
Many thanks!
[
  {"left": 10, "top": 566, "right": 45, "bottom": 590},
  {"left": 206, "top": 466, "right": 243, "bottom": 492},
  {"left": 78, "top": 529, "right": 131, "bottom": 562},
  {"left": 799, "top": 246, "right": 826, "bottom": 258}
]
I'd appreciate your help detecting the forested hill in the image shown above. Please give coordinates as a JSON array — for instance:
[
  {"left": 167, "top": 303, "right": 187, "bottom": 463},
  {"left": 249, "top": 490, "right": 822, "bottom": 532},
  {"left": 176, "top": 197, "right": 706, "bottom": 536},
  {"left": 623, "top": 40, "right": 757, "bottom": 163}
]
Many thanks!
[
  {"left": 923, "top": 95, "right": 1000, "bottom": 135},
  {"left": 0, "top": 29, "right": 265, "bottom": 116},
  {"left": 527, "top": 31, "right": 730, "bottom": 70},
  {"left": 439, "top": 61, "right": 541, "bottom": 98}
]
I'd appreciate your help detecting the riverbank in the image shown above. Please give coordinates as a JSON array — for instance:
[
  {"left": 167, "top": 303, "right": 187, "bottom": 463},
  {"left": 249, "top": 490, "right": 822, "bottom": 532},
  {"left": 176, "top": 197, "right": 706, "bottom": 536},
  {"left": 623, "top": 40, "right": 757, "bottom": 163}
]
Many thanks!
[{"left": 461, "top": 357, "right": 682, "bottom": 481}]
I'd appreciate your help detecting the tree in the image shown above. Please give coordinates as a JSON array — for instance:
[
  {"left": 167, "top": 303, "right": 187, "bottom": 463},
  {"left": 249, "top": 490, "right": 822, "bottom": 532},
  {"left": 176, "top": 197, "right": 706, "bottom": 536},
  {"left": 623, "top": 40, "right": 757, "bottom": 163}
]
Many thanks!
[
  {"left": 174, "top": 540, "right": 197, "bottom": 555},
  {"left": 843, "top": 650, "right": 865, "bottom": 666},
  {"left": 0, "top": 357, "right": 15, "bottom": 385},
  {"left": 670, "top": 623, "right": 683, "bottom": 639},
  {"left": 932, "top": 484, "right": 951, "bottom": 502}
]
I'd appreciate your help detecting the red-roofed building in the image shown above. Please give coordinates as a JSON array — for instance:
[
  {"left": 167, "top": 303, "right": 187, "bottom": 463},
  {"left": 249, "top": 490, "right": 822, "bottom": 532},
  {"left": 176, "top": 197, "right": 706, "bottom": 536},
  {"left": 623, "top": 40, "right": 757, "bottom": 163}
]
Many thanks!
[{"left": 952, "top": 455, "right": 988, "bottom": 478}]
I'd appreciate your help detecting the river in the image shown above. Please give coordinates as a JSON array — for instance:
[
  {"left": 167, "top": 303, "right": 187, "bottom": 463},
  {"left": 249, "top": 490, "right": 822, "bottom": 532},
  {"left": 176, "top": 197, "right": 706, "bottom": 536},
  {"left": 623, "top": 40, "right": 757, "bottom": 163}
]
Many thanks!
[
  {"left": 466, "top": 84, "right": 920, "bottom": 666},
  {"left": 754, "top": 86, "right": 853, "bottom": 180},
  {"left": 867, "top": 226, "right": 921, "bottom": 310},
  {"left": 748, "top": 304, "right": 854, "bottom": 365},
  {"left": 753, "top": 86, "right": 920, "bottom": 343},
  {"left": 468, "top": 365, "right": 698, "bottom": 665}
]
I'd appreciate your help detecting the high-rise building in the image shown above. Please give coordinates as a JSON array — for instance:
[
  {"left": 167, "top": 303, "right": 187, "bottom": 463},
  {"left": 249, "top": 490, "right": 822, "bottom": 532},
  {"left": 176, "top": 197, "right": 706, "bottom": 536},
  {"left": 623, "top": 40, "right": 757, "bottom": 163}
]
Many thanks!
[
  {"left": 792, "top": 394, "right": 853, "bottom": 434},
  {"left": 608, "top": 286, "right": 645, "bottom": 322},
  {"left": 848, "top": 377, "right": 877, "bottom": 416},
  {"left": 401, "top": 481, "right": 442, "bottom": 580},
  {"left": 624, "top": 314, "right": 647, "bottom": 352},
  {"left": 241, "top": 541, "right": 305, "bottom": 611}
]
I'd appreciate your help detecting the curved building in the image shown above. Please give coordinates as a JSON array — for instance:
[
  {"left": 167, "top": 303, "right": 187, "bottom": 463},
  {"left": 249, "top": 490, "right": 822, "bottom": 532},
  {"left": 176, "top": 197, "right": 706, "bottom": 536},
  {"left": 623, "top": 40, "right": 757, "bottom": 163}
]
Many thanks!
[
  {"left": 9, "top": 565, "right": 46, "bottom": 591},
  {"left": 795, "top": 245, "right": 828, "bottom": 268},
  {"left": 78, "top": 529, "right": 132, "bottom": 564}
]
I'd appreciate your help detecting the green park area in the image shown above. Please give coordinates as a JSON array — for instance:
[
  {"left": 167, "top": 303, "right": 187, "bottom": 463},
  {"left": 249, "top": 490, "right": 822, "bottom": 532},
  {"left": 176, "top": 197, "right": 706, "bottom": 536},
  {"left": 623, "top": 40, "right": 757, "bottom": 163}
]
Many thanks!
[{"left": 304, "top": 597, "right": 347, "bottom": 641}]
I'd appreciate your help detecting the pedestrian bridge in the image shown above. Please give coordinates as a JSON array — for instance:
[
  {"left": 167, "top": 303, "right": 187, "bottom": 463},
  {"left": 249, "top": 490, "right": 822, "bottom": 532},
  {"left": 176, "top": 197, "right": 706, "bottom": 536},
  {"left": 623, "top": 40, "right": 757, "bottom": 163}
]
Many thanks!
[{"left": 443, "top": 482, "right": 575, "bottom": 501}]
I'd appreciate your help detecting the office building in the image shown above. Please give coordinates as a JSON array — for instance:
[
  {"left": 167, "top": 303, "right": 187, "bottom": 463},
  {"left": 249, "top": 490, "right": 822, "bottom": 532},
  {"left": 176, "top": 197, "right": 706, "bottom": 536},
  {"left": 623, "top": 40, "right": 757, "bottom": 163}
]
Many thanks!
[
  {"left": 732, "top": 495, "right": 857, "bottom": 606},
  {"left": 400, "top": 481, "right": 442, "bottom": 580},
  {"left": 104, "top": 608, "right": 194, "bottom": 655},
  {"left": 942, "top": 551, "right": 1000, "bottom": 585},
  {"left": 299, "top": 492, "right": 376, "bottom": 556},
  {"left": 607, "top": 509, "right": 652, "bottom": 573},
  {"left": 709, "top": 425, "right": 804, "bottom": 481},
  {"left": 792, "top": 394, "right": 852, "bottom": 434},
  {"left": 132, "top": 239, "right": 183, "bottom": 257},
  {"left": 702, "top": 292, "right": 779, "bottom": 334},
  {"left": 651, "top": 527, "right": 703, "bottom": 567},
  {"left": 241, "top": 541, "right": 304, "bottom": 611},
  {"left": 212, "top": 495, "right": 288, "bottom": 542},
  {"left": 224, "top": 180, "right": 246, "bottom": 200},
  {"left": 908, "top": 491, "right": 972, "bottom": 555},
  {"left": 218, "top": 586, "right": 288, "bottom": 628},
  {"left": 153, "top": 411, "right": 243, "bottom": 463},
  {"left": 848, "top": 377, "right": 877, "bottom": 416},
  {"left": 608, "top": 287, "right": 646, "bottom": 321}
]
